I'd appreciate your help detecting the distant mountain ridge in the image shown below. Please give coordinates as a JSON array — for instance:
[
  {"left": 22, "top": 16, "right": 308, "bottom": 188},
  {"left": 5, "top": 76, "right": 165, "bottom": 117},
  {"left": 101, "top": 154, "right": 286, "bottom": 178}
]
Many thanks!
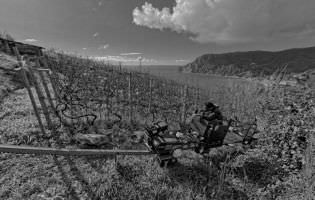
[{"left": 181, "top": 46, "right": 315, "bottom": 77}]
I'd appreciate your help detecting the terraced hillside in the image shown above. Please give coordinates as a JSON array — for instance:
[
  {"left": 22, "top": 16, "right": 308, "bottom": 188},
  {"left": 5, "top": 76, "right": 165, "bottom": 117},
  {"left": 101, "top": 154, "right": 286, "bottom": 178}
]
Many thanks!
[{"left": 0, "top": 49, "right": 314, "bottom": 199}]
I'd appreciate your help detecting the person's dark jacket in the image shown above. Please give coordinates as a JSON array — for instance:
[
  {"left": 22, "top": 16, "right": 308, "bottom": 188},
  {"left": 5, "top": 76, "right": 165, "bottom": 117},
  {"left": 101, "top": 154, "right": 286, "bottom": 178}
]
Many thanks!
[{"left": 200, "top": 107, "right": 223, "bottom": 125}]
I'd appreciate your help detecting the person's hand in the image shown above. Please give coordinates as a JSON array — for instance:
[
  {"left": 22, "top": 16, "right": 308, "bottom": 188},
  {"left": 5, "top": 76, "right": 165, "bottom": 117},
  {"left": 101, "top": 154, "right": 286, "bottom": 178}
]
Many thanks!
[{"left": 175, "top": 132, "right": 184, "bottom": 138}]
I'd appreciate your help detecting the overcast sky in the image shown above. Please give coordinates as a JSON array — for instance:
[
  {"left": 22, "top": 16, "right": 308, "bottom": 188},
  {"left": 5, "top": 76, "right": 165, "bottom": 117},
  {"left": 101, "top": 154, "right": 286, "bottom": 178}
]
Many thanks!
[{"left": 1, "top": 0, "right": 315, "bottom": 65}]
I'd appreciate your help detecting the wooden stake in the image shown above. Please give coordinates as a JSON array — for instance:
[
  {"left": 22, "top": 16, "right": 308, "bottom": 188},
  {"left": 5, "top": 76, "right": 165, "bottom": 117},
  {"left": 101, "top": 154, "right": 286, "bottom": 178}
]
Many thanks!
[
  {"left": 181, "top": 85, "right": 187, "bottom": 123},
  {"left": 305, "top": 132, "right": 314, "bottom": 200},
  {"left": 148, "top": 78, "right": 153, "bottom": 114},
  {"left": 128, "top": 72, "right": 132, "bottom": 123},
  {"left": 194, "top": 87, "right": 198, "bottom": 111},
  {"left": 198, "top": 88, "right": 201, "bottom": 109},
  {"left": 119, "top": 62, "right": 122, "bottom": 73},
  {"left": 105, "top": 77, "right": 110, "bottom": 121}
]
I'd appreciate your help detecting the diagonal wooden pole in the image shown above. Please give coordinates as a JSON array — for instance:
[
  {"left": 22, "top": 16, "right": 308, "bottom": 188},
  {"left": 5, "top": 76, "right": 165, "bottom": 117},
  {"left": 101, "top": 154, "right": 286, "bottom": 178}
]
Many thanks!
[
  {"left": 0, "top": 144, "right": 153, "bottom": 156},
  {"left": 36, "top": 68, "right": 57, "bottom": 116},
  {"left": 29, "top": 62, "right": 53, "bottom": 129},
  {"left": 40, "top": 57, "right": 60, "bottom": 103},
  {"left": 12, "top": 46, "right": 46, "bottom": 135},
  {"left": 35, "top": 59, "right": 58, "bottom": 116}
]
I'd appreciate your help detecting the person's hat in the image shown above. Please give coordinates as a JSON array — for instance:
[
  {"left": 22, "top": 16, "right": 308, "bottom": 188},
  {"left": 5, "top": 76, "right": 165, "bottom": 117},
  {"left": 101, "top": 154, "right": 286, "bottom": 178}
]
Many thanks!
[{"left": 205, "top": 101, "right": 218, "bottom": 109}]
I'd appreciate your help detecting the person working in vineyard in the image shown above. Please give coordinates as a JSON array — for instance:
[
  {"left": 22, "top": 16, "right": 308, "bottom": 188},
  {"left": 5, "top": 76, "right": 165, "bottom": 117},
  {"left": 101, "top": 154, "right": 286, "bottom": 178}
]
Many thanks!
[
  {"left": 202, "top": 102, "right": 223, "bottom": 124},
  {"left": 202, "top": 102, "right": 224, "bottom": 141},
  {"left": 190, "top": 101, "right": 224, "bottom": 141}
]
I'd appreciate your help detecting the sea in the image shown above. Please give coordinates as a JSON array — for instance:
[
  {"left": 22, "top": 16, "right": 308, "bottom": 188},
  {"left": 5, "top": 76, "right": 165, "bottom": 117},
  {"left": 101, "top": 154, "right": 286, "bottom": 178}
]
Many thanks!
[{"left": 125, "top": 65, "right": 251, "bottom": 91}]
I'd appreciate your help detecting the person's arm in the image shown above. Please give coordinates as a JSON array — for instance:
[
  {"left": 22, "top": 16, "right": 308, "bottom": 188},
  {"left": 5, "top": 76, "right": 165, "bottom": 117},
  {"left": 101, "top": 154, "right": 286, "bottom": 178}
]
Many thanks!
[
  {"left": 202, "top": 109, "right": 223, "bottom": 121},
  {"left": 201, "top": 111, "right": 216, "bottom": 121}
]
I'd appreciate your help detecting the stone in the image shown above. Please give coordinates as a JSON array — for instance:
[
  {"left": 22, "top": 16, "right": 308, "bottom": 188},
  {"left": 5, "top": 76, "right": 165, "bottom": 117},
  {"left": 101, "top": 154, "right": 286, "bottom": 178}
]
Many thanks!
[{"left": 74, "top": 133, "right": 111, "bottom": 146}]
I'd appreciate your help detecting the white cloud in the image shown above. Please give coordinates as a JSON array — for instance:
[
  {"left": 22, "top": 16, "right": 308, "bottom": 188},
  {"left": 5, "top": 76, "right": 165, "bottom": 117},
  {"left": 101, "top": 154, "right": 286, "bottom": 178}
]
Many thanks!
[
  {"left": 93, "top": 32, "right": 99, "bottom": 37},
  {"left": 82, "top": 48, "right": 87, "bottom": 50},
  {"left": 98, "top": 44, "right": 109, "bottom": 50},
  {"left": 98, "top": 1, "right": 103, "bottom": 6},
  {"left": 133, "top": 0, "right": 315, "bottom": 43},
  {"left": 94, "top": 55, "right": 156, "bottom": 64},
  {"left": 23, "top": 38, "right": 38, "bottom": 42},
  {"left": 120, "top": 52, "right": 143, "bottom": 56}
]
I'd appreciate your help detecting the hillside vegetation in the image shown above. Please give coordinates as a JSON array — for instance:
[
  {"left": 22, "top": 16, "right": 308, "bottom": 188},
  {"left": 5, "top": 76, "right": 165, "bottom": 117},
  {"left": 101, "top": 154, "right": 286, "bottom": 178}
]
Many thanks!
[
  {"left": 0, "top": 48, "right": 314, "bottom": 199},
  {"left": 181, "top": 46, "right": 315, "bottom": 77}
]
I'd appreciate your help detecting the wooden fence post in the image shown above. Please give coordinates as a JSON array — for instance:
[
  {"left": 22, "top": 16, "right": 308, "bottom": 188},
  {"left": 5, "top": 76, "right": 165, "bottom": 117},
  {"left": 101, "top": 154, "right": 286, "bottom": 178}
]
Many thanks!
[{"left": 12, "top": 46, "right": 46, "bottom": 135}]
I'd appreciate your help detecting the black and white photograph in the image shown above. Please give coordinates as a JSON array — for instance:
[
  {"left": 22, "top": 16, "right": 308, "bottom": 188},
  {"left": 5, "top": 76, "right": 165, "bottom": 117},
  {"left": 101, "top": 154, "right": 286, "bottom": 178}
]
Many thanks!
[{"left": 0, "top": 0, "right": 315, "bottom": 199}]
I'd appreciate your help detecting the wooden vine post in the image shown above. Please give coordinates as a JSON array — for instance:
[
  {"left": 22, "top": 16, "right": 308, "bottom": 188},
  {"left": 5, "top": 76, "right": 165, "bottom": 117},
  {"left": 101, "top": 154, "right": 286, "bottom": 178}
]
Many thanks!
[
  {"left": 305, "top": 130, "right": 315, "bottom": 200},
  {"left": 128, "top": 72, "right": 133, "bottom": 123},
  {"left": 109, "top": 68, "right": 114, "bottom": 117},
  {"left": 197, "top": 87, "right": 200, "bottom": 109},
  {"left": 105, "top": 74, "right": 110, "bottom": 121},
  {"left": 148, "top": 78, "right": 153, "bottom": 114},
  {"left": 113, "top": 71, "right": 118, "bottom": 117},
  {"left": 12, "top": 46, "right": 46, "bottom": 135},
  {"left": 193, "top": 87, "right": 198, "bottom": 111},
  {"left": 181, "top": 85, "right": 188, "bottom": 123}
]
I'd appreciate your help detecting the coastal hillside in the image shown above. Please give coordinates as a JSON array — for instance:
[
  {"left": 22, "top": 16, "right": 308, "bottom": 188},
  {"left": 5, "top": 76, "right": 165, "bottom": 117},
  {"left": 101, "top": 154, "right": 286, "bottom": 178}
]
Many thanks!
[{"left": 181, "top": 46, "right": 315, "bottom": 77}]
